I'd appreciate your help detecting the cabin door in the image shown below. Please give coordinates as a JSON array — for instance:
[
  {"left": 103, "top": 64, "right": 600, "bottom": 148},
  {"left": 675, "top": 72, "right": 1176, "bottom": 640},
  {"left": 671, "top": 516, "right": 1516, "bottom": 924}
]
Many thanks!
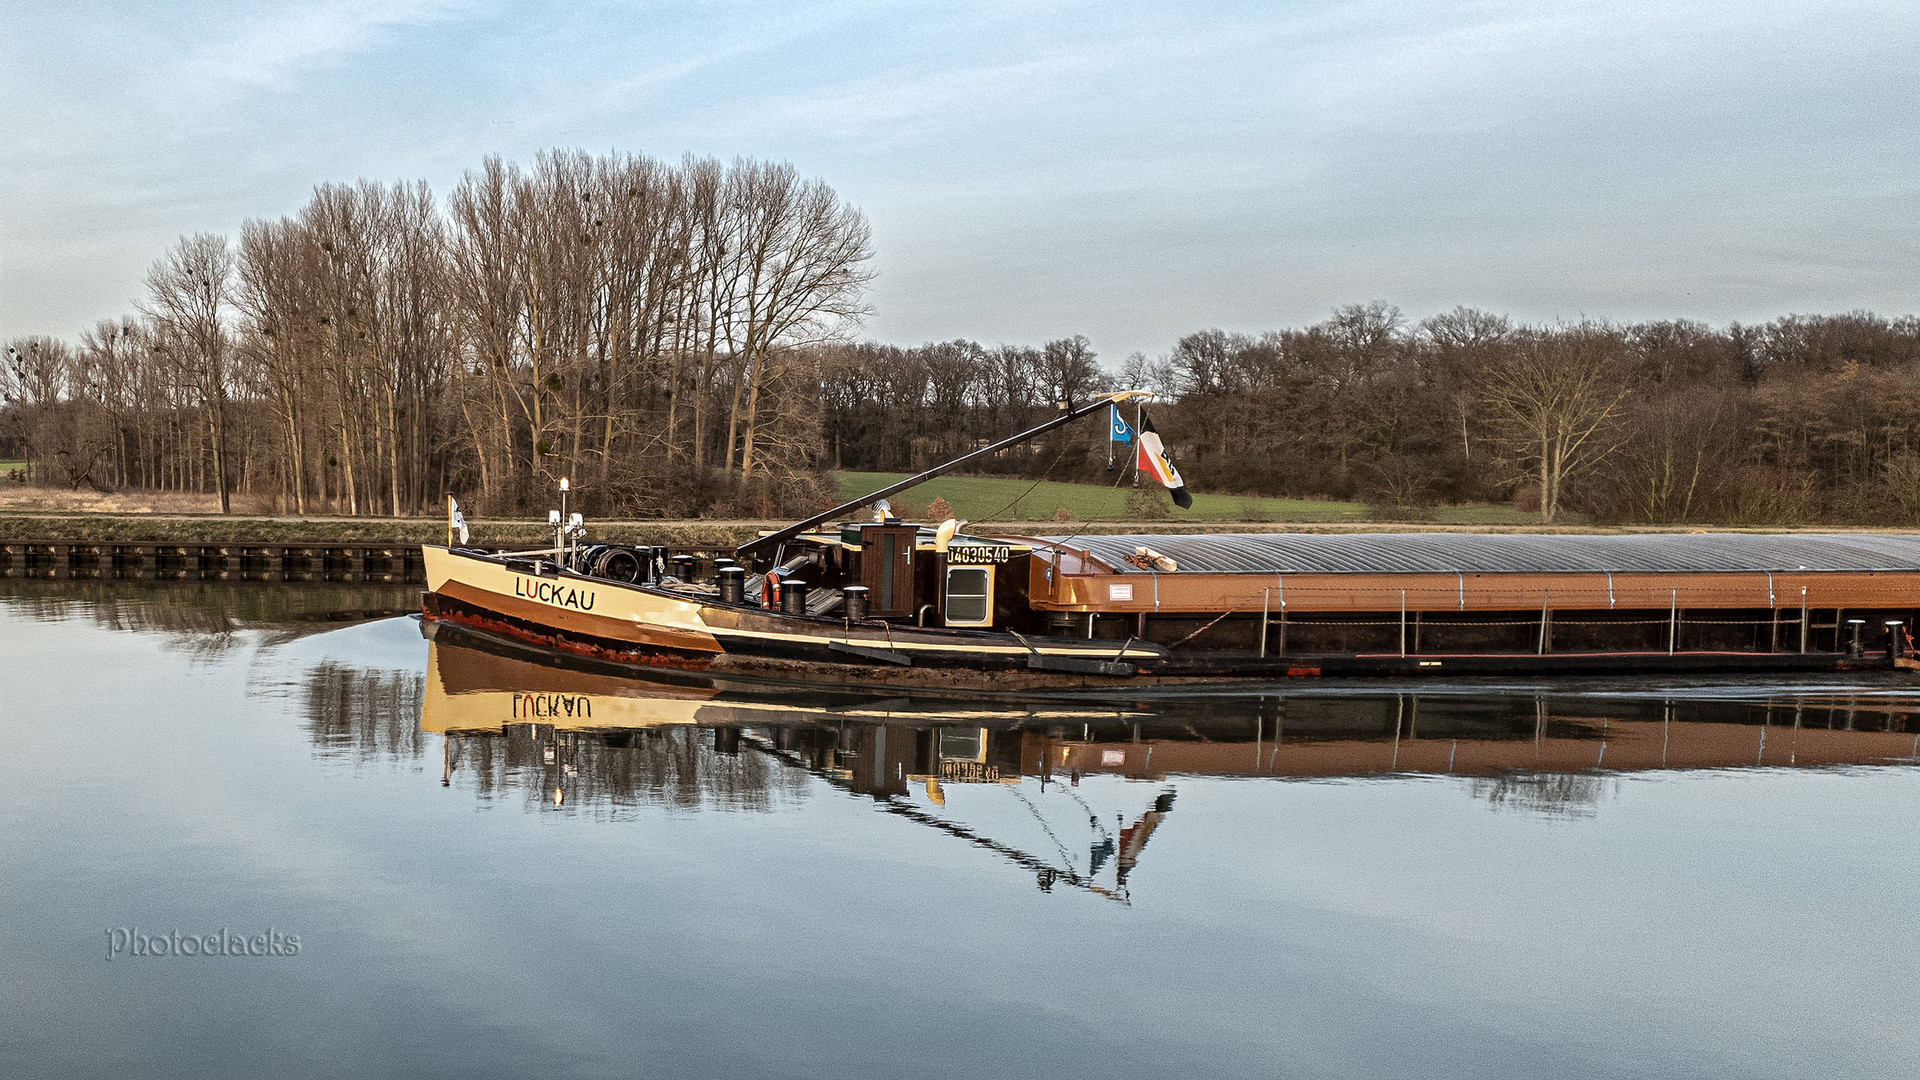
[{"left": 860, "top": 525, "right": 918, "bottom": 617}]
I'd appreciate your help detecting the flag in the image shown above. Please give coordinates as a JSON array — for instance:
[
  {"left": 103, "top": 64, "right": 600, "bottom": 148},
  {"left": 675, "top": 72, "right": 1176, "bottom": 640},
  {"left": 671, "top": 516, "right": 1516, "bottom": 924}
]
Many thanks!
[
  {"left": 1107, "top": 404, "right": 1136, "bottom": 471},
  {"left": 1135, "top": 411, "right": 1192, "bottom": 509},
  {"left": 448, "top": 496, "right": 470, "bottom": 546}
]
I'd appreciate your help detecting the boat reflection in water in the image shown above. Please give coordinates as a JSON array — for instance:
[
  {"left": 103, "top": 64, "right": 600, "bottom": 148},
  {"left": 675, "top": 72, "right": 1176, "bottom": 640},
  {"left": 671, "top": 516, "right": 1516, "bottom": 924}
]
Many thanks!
[{"left": 411, "top": 624, "right": 1920, "bottom": 898}]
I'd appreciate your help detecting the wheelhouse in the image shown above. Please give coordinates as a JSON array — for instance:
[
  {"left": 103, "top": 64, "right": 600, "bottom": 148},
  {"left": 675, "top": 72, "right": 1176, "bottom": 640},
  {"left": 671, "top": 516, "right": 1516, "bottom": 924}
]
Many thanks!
[{"left": 753, "top": 522, "right": 1032, "bottom": 631}]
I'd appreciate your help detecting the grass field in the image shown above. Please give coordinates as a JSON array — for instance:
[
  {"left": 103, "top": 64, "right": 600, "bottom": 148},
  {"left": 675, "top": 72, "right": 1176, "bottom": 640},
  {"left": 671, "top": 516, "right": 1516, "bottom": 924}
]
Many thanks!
[
  {"left": 0, "top": 461, "right": 23, "bottom": 475},
  {"left": 0, "top": 463, "right": 1539, "bottom": 543},
  {"left": 835, "top": 471, "right": 1541, "bottom": 525}
]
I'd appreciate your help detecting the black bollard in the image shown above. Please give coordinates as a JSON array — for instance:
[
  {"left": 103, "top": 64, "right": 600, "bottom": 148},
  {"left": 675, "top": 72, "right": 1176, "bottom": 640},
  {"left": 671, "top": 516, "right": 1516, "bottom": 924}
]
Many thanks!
[
  {"left": 781, "top": 580, "right": 810, "bottom": 616},
  {"left": 1886, "top": 620, "right": 1904, "bottom": 662},
  {"left": 1847, "top": 618, "right": 1867, "bottom": 658},
  {"left": 670, "top": 555, "right": 695, "bottom": 582},
  {"left": 716, "top": 566, "right": 746, "bottom": 604},
  {"left": 842, "top": 585, "right": 870, "bottom": 621}
]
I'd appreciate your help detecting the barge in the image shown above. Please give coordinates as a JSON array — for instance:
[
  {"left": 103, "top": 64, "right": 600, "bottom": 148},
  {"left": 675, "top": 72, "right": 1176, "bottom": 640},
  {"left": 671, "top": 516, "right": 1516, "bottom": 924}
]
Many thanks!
[{"left": 421, "top": 393, "right": 1920, "bottom": 685}]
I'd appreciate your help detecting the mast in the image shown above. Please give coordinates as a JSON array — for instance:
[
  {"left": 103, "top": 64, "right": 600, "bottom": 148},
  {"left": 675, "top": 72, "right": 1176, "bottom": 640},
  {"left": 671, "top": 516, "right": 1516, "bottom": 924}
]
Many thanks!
[{"left": 736, "top": 390, "right": 1151, "bottom": 562}]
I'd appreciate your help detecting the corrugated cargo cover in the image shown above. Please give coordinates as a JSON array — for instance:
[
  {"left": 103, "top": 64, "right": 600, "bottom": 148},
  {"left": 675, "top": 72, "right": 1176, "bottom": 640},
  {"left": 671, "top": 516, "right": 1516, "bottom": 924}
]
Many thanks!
[{"left": 1046, "top": 533, "right": 1920, "bottom": 575}]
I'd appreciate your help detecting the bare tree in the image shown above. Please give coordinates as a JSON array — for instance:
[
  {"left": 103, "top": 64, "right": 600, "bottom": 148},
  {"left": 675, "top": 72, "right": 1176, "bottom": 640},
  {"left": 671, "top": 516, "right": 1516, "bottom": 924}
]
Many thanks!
[
  {"left": 236, "top": 217, "right": 321, "bottom": 511},
  {"left": 2, "top": 336, "right": 73, "bottom": 485},
  {"left": 1038, "top": 335, "right": 1102, "bottom": 409},
  {"left": 720, "top": 161, "right": 874, "bottom": 483},
  {"left": 143, "top": 234, "right": 238, "bottom": 512},
  {"left": 1420, "top": 306, "right": 1511, "bottom": 464},
  {"left": 1481, "top": 325, "right": 1632, "bottom": 523}
]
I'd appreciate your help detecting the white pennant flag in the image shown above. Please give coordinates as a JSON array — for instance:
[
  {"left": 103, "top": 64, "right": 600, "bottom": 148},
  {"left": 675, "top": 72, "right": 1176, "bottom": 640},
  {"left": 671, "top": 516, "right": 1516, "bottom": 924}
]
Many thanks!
[{"left": 449, "top": 497, "right": 470, "bottom": 545}]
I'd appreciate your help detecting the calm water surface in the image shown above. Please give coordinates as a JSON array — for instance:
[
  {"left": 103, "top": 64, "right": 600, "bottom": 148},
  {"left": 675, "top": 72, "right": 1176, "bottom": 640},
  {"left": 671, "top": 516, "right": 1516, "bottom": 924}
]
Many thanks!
[{"left": 2, "top": 582, "right": 1918, "bottom": 1079}]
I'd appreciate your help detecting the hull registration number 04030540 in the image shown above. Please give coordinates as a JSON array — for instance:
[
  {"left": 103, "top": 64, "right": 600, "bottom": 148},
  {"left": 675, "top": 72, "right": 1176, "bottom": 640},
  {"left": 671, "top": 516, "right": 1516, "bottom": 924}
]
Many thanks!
[{"left": 947, "top": 544, "right": 1012, "bottom": 565}]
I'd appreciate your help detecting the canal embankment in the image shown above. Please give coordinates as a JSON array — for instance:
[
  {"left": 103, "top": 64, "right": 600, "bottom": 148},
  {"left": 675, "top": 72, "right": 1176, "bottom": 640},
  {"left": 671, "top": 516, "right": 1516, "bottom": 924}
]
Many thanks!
[
  {"left": 0, "top": 515, "right": 768, "bottom": 583},
  {"left": 10, "top": 509, "right": 1920, "bottom": 584}
]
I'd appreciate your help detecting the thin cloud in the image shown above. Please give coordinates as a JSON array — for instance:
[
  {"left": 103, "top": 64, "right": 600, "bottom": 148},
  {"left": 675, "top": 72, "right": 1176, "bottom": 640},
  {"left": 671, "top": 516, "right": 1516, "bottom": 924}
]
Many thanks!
[
  {"left": 2, "top": 0, "right": 1915, "bottom": 356},
  {"left": 188, "top": 0, "right": 484, "bottom": 88}
]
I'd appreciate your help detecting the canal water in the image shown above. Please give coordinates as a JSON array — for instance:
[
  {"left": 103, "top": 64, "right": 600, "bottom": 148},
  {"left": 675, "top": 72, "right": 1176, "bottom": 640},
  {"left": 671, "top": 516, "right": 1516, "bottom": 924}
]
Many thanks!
[{"left": 2, "top": 581, "right": 1917, "bottom": 1079}]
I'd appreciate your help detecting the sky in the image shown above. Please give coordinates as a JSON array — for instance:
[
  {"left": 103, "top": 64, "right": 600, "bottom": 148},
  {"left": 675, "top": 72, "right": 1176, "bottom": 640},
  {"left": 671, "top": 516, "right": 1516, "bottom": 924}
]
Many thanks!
[{"left": 1, "top": 0, "right": 1916, "bottom": 363}]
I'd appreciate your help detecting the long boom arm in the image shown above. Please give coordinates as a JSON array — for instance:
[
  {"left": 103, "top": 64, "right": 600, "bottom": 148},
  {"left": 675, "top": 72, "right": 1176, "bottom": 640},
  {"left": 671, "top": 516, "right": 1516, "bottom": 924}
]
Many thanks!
[{"left": 736, "top": 390, "right": 1150, "bottom": 562}]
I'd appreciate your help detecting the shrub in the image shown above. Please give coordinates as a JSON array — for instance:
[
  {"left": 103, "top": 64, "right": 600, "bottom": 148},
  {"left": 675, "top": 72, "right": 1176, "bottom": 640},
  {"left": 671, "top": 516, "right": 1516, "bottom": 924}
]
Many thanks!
[{"left": 1125, "top": 486, "right": 1170, "bottom": 520}]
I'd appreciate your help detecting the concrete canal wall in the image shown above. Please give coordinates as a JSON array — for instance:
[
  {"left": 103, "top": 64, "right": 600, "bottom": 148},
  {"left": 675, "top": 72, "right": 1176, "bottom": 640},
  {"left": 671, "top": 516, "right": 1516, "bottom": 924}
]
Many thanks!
[
  {"left": 0, "top": 541, "right": 430, "bottom": 583},
  {"left": 0, "top": 540, "right": 739, "bottom": 584}
]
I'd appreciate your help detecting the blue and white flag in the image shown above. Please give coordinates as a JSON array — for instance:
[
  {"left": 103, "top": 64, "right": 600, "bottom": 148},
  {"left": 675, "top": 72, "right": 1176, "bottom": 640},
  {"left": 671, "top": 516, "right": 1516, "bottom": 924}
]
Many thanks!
[{"left": 1107, "top": 403, "right": 1137, "bottom": 471}]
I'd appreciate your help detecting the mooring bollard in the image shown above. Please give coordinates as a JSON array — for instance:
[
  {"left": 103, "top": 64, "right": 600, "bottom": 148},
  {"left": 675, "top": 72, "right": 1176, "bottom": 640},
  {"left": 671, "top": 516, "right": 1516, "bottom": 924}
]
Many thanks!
[
  {"left": 842, "top": 585, "right": 870, "bottom": 621},
  {"left": 1884, "top": 620, "right": 1903, "bottom": 662},
  {"left": 716, "top": 566, "right": 746, "bottom": 605},
  {"left": 1847, "top": 618, "right": 1867, "bottom": 658},
  {"left": 780, "top": 580, "right": 810, "bottom": 616}
]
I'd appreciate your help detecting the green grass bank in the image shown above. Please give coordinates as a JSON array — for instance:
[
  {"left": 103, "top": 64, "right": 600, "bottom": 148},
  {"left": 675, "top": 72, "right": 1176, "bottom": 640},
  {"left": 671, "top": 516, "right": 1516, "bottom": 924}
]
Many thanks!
[
  {"left": 1, "top": 470, "right": 1566, "bottom": 546},
  {"left": 834, "top": 471, "right": 1540, "bottom": 526}
]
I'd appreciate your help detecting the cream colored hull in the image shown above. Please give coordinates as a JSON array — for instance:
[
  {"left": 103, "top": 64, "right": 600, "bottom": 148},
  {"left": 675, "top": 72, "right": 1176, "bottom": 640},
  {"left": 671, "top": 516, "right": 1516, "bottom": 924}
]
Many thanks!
[{"left": 424, "top": 545, "right": 724, "bottom": 656}]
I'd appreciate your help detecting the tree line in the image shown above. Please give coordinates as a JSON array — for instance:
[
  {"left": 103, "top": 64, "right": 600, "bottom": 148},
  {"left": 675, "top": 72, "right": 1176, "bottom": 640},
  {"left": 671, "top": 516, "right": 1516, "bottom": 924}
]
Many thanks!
[
  {"left": 1151, "top": 304, "right": 1920, "bottom": 525},
  {"left": 812, "top": 304, "right": 1920, "bottom": 526},
  {"left": 2, "top": 149, "right": 873, "bottom": 518},
  {"left": 6, "top": 150, "right": 1920, "bottom": 525}
]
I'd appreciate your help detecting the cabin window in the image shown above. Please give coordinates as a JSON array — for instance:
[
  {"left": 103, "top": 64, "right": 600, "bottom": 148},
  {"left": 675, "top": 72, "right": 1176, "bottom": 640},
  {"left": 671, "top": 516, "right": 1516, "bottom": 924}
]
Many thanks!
[
  {"left": 879, "top": 533, "right": 896, "bottom": 610},
  {"left": 938, "top": 727, "right": 985, "bottom": 762},
  {"left": 944, "top": 566, "right": 992, "bottom": 626}
]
